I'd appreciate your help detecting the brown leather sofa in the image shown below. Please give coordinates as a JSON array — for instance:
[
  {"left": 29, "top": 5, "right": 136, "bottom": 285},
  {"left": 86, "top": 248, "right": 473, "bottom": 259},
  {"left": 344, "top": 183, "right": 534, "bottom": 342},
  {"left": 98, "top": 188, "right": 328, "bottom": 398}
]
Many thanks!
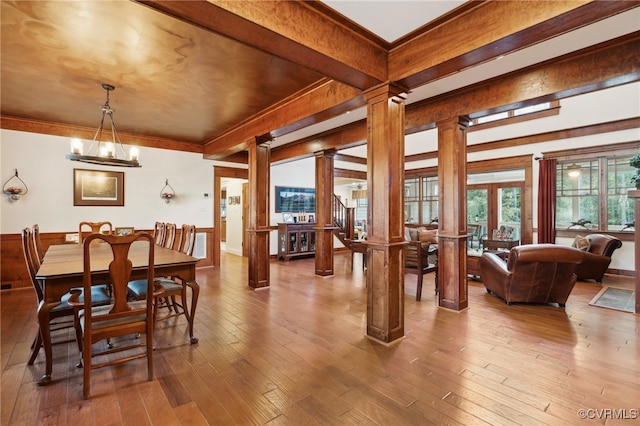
[
  {"left": 574, "top": 234, "right": 622, "bottom": 283},
  {"left": 479, "top": 244, "right": 584, "bottom": 307}
]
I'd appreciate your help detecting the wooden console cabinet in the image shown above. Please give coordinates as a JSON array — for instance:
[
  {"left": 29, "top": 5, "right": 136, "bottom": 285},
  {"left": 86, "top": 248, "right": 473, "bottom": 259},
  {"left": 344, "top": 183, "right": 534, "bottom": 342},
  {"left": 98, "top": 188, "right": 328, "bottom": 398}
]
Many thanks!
[{"left": 277, "top": 223, "right": 316, "bottom": 261}]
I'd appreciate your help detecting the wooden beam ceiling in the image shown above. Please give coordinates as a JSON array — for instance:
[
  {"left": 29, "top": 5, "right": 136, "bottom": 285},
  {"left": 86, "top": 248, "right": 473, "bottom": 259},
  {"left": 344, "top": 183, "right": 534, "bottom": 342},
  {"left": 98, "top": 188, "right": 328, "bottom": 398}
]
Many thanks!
[
  {"left": 203, "top": 80, "right": 364, "bottom": 160},
  {"left": 136, "top": 0, "right": 387, "bottom": 90},
  {"left": 405, "top": 33, "right": 640, "bottom": 129},
  {"left": 266, "top": 34, "right": 640, "bottom": 163},
  {"left": 389, "top": 1, "right": 638, "bottom": 88}
]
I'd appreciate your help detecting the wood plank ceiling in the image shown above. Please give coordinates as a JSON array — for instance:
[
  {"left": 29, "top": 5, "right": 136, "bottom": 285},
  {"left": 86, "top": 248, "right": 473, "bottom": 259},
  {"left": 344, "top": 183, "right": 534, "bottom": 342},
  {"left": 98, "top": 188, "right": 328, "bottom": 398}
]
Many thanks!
[{"left": 1, "top": 1, "right": 639, "bottom": 163}]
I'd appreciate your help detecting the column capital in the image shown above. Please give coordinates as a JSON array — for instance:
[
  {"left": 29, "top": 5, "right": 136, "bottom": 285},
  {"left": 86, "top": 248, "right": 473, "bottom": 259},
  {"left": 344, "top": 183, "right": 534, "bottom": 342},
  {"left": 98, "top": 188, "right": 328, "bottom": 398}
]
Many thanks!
[
  {"left": 314, "top": 148, "right": 336, "bottom": 158},
  {"left": 254, "top": 133, "right": 274, "bottom": 146},
  {"left": 437, "top": 115, "right": 470, "bottom": 129},
  {"left": 363, "top": 82, "right": 409, "bottom": 102}
]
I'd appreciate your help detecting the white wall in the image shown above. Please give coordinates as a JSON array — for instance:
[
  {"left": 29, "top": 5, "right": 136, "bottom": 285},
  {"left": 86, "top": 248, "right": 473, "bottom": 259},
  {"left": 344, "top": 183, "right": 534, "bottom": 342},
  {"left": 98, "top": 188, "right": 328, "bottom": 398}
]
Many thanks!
[
  {"left": 269, "top": 157, "right": 316, "bottom": 254},
  {"left": 1, "top": 129, "right": 214, "bottom": 234},
  {"left": 224, "top": 178, "right": 245, "bottom": 256}
]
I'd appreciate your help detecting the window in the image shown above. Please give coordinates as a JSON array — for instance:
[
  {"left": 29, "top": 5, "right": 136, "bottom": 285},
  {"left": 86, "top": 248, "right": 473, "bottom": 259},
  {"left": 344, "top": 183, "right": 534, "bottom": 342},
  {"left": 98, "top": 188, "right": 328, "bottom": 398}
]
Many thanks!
[
  {"left": 421, "top": 176, "right": 438, "bottom": 224},
  {"left": 556, "top": 155, "right": 635, "bottom": 231},
  {"left": 404, "top": 178, "right": 420, "bottom": 224},
  {"left": 350, "top": 188, "right": 368, "bottom": 228},
  {"left": 470, "top": 101, "right": 559, "bottom": 128},
  {"left": 608, "top": 156, "right": 636, "bottom": 231},
  {"left": 355, "top": 197, "right": 367, "bottom": 223}
]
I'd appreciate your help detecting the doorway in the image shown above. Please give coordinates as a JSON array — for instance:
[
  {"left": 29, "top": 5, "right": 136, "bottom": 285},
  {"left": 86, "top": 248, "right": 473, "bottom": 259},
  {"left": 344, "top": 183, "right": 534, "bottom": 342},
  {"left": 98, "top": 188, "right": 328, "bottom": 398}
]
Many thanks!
[
  {"left": 214, "top": 167, "right": 249, "bottom": 267},
  {"left": 467, "top": 181, "right": 523, "bottom": 247}
]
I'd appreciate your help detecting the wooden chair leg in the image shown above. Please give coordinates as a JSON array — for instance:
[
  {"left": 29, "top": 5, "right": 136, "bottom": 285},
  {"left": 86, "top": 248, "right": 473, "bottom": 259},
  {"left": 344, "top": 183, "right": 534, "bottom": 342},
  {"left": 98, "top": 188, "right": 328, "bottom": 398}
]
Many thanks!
[
  {"left": 36, "top": 302, "right": 56, "bottom": 385},
  {"left": 416, "top": 273, "right": 423, "bottom": 301},
  {"left": 27, "top": 331, "right": 42, "bottom": 365},
  {"left": 82, "top": 332, "right": 91, "bottom": 398},
  {"left": 185, "top": 280, "right": 200, "bottom": 344}
]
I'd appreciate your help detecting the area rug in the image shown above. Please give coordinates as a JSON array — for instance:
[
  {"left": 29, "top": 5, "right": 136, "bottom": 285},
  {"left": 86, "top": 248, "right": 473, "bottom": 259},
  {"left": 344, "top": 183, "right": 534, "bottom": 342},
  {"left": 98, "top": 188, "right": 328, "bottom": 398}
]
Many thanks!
[{"left": 589, "top": 287, "right": 635, "bottom": 313}]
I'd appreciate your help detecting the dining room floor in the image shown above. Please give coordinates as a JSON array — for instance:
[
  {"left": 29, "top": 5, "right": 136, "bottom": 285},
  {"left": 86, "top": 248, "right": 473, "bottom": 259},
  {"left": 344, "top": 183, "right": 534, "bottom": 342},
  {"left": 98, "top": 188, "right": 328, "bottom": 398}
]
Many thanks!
[{"left": 1, "top": 251, "right": 638, "bottom": 425}]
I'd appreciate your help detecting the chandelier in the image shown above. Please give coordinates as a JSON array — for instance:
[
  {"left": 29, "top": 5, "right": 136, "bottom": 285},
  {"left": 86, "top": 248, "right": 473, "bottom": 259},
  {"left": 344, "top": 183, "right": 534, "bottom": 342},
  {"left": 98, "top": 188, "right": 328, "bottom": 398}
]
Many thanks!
[
  {"left": 566, "top": 163, "right": 581, "bottom": 178},
  {"left": 66, "top": 83, "right": 141, "bottom": 167}
]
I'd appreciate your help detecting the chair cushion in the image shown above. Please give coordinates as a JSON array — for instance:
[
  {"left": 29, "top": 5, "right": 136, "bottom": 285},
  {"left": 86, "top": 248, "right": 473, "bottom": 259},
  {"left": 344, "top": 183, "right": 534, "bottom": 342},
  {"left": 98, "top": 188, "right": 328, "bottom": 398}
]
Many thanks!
[
  {"left": 418, "top": 229, "right": 438, "bottom": 244},
  {"left": 157, "top": 279, "right": 182, "bottom": 293},
  {"left": 78, "top": 302, "right": 147, "bottom": 332},
  {"left": 127, "top": 279, "right": 149, "bottom": 299},
  {"left": 572, "top": 235, "right": 590, "bottom": 251},
  {"left": 128, "top": 278, "right": 181, "bottom": 299},
  {"left": 60, "top": 284, "right": 111, "bottom": 308}
]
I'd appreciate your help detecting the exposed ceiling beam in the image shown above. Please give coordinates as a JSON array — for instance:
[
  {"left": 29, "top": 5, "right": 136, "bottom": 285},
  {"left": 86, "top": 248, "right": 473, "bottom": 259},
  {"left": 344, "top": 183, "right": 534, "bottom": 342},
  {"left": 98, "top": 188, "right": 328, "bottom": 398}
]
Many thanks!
[
  {"left": 406, "top": 33, "right": 640, "bottom": 128},
  {"left": 335, "top": 168, "right": 366, "bottom": 180},
  {"left": 0, "top": 115, "right": 203, "bottom": 154},
  {"left": 334, "top": 153, "right": 367, "bottom": 165},
  {"left": 405, "top": 117, "right": 640, "bottom": 163},
  {"left": 268, "top": 34, "right": 640, "bottom": 162},
  {"left": 270, "top": 120, "right": 366, "bottom": 164},
  {"left": 390, "top": 0, "right": 638, "bottom": 88},
  {"left": 135, "top": 0, "right": 387, "bottom": 90},
  {"left": 203, "top": 79, "right": 363, "bottom": 160}
]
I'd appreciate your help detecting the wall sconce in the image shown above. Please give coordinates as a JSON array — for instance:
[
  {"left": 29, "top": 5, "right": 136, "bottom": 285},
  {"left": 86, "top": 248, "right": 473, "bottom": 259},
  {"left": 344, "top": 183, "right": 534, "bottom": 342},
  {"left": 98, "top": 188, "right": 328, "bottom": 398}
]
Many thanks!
[
  {"left": 2, "top": 169, "right": 29, "bottom": 201},
  {"left": 160, "top": 179, "right": 176, "bottom": 203},
  {"left": 567, "top": 163, "right": 582, "bottom": 178}
]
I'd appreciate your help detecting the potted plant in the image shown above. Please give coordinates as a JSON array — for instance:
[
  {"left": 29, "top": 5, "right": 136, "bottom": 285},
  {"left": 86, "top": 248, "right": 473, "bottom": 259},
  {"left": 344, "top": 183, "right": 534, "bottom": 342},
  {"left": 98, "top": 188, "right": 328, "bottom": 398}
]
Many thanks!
[{"left": 631, "top": 153, "right": 640, "bottom": 189}]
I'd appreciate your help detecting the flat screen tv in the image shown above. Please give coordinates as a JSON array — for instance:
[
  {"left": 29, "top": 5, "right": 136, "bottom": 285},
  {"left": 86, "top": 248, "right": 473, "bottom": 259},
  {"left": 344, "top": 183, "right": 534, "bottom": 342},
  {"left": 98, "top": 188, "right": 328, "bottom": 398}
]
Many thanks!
[{"left": 275, "top": 186, "right": 315, "bottom": 213}]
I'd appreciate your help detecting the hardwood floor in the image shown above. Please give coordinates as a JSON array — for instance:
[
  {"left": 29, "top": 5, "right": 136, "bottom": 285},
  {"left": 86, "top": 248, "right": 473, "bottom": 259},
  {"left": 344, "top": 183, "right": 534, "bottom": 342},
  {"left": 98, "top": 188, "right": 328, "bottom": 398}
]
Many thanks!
[{"left": 2, "top": 251, "right": 638, "bottom": 425}]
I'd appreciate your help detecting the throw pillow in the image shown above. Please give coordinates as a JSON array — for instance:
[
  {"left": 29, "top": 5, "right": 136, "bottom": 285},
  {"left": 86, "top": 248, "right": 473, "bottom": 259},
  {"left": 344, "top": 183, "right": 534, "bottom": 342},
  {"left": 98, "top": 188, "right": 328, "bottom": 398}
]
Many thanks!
[
  {"left": 572, "top": 235, "right": 590, "bottom": 251},
  {"left": 418, "top": 229, "right": 438, "bottom": 244}
]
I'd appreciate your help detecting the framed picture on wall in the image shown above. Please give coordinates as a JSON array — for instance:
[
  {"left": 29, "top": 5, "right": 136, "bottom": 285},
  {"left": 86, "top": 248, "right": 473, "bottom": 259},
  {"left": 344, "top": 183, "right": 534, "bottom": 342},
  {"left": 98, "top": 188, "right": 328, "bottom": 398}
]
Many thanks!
[
  {"left": 115, "top": 227, "right": 134, "bottom": 236},
  {"left": 73, "top": 169, "right": 124, "bottom": 206}
]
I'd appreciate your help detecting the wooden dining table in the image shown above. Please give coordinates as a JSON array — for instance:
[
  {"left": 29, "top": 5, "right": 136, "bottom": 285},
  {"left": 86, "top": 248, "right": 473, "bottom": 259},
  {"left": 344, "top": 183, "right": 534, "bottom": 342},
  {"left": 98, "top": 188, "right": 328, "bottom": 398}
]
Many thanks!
[{"left": 35, "top": 240, "right": 200, "bottom": 385}]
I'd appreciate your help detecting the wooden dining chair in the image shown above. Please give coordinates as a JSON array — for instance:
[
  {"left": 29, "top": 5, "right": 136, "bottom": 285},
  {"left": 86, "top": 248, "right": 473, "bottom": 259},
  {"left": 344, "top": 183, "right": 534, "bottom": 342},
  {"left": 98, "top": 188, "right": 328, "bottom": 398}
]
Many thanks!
[
  {"left": 21, "top": 228, "right": 111, "bottom": 381},
  {"left": 163, "top": 222, "right": 177, "bottom": 249},
  {"left": 78, "top": 221, "right": 113, "bottom": 243},
  {"left": 127, "top": 224, "right": 200, "bottom": 344},
  {"left": 32, "top": 224, "right": 45, "bottom": 263},
  {"left": 68, "top": 232, "right": 164, "bottom": 399},
  {"left": 177, "top": 223, "right": 197, "bottom": 256},
  {"left": 158, "top": 224, "right": 197, "bottom": 313},
  {"left": 153, "top": 221, "right": 166, "bottom": 246}
]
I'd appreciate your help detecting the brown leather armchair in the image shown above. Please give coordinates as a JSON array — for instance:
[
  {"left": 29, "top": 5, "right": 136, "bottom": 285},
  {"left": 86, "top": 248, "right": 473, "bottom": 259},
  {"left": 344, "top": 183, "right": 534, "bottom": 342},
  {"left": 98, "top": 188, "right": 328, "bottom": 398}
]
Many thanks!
[
  {"left": 479, "top": 244, "right": 584, "bottom": 307},
  {"left": 574, "top": 234, "right": 622, "bottom": 283}
]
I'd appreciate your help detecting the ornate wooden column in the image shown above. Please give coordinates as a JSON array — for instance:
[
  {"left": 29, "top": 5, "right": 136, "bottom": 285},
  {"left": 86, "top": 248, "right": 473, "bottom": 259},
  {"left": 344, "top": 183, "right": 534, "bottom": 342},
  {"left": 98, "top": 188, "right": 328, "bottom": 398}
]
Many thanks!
[
  {"left": 247, "top": 137, "right": 271, "bottom": 289},
  {"left": 628, "top": 189, "right": 640, "bottom": 313},
  {"left": 364, "top": 83, "right": 407, "bottom": 344},
  {"left": 315, "top": 150, "right": 336, "bottom": 276},
  {"left": 437, "top": 116, "right": 469, "bottom": 311}
]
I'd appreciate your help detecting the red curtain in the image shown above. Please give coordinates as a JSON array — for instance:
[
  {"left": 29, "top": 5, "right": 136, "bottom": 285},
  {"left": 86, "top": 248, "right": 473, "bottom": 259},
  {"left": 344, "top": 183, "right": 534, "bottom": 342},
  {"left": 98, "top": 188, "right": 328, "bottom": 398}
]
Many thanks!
[{"left": 537, "top": 158, "right": 557, "bottom": 243}]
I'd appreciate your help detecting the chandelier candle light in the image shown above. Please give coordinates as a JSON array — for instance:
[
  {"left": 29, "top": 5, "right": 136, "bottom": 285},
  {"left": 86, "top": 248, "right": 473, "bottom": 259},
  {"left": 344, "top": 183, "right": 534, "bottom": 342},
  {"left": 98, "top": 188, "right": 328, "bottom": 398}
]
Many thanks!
[{"left": 66, "top": 84, "right": 141, "bottom": 168}]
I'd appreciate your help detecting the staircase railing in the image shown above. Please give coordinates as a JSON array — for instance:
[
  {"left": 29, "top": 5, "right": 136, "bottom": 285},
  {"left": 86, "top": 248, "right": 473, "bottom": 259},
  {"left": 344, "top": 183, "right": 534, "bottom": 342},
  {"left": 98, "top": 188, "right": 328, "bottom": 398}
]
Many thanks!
[{"left": 333, "top": 195, "right": 355, "bottom": 243}]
